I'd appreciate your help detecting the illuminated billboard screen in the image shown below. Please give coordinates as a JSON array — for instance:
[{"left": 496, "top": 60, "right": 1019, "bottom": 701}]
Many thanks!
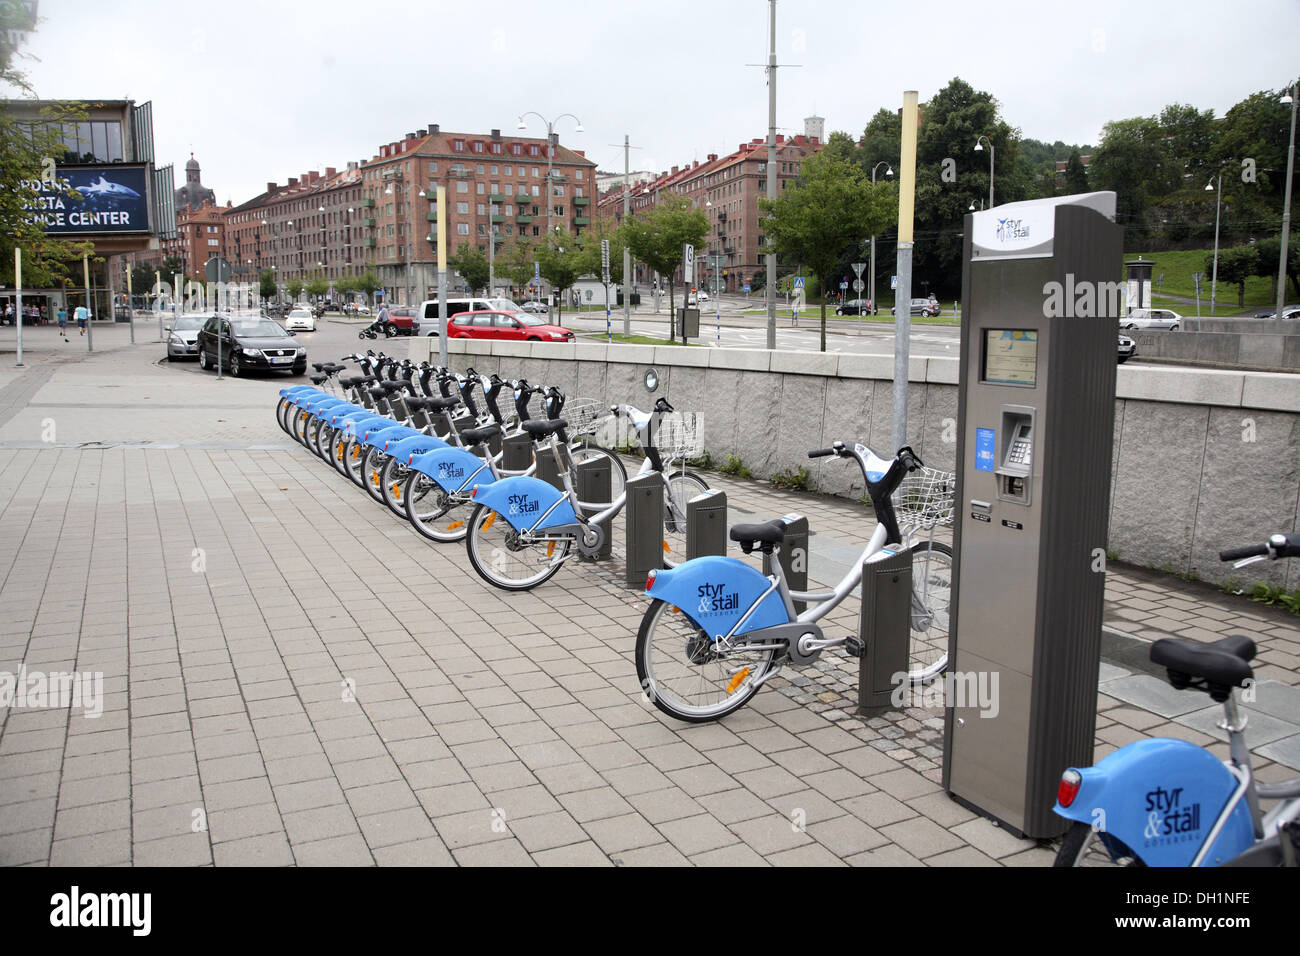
[{"left": 22, "top": 164, "right": 151, "bottom": 234}]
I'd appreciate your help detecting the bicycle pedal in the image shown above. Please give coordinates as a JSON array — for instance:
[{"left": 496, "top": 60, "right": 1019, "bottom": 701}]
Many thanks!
[{"left": 843, "top": 636, "right": 865, "bottom": 658}]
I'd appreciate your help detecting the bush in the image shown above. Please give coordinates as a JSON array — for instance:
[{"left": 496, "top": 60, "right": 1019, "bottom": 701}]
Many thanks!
[
  {"left": 718, "top": 454, "right": 752, "bottom": 479},
  {"left": 769, "top": 466, "right": 810, "bottom": 491}
]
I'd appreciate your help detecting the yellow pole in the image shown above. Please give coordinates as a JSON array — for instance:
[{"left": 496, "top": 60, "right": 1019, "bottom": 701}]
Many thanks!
[{"left": 893, "top": 91, "right": 919, "bottom": 451}]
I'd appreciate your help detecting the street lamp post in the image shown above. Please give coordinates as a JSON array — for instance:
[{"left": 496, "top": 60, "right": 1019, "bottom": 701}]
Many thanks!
[
  {"left": 385, "top": 172, "right": 413, "bottom": 306},
  {"left": 974, "top": 135, "right": 995, "bottom": 208},
  {"left": 1206, "top": 172, "right": 1222, "bottom": 317},
  {"left": 870, "top": 162, "right": 893, "bottom": 312},
  {"left": 1276, "top": 84, "right": 1297, "bottom": 322},
  {"left": 517, "top": 111, "right": 583, "bottom": 300}
]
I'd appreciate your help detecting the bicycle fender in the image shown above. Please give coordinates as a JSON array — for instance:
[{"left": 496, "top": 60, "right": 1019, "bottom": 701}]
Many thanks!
[
  {"left": 470, "top": 475, "right": 576, "bottom": 532},
  {"left": 281, "top": 385, "right": 322, "bottom": 399},
  {"left": 1053, "top": 737, "right": 1255, "bottom": 866},
  {"left": 385, "top": 433, "right": 449, "bottom": 462},
  {"left": 331, "top": 412, "right": 389, "bottom": 433},
  {"left": 646, "top": 556, "right": 789, "bottom": 638},
  {"left": 408, "top": 447, "right": 492, "bottom": 493},
  {"left": 360, "top": 424, "right": 419, "bottom": 448},
  {"left": 304, "top": 398, "right": 351, "bottom": 416}
]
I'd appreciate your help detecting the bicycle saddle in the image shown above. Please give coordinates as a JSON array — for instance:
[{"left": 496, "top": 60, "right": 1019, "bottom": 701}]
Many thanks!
[
  {"left": 407, "top": 396, "right": 460, "bottom": 413},
  {"left": 460, "top": 424, "right": 501, "bottom": 446},
  {"left": 730, "top": 519, "right": 787, "bottom": 554},
  {"left": 1150, "top": 634, "right": 1256, "bottom": 702},
  {"left": 522, "top": 419, "right": 568, "bottom": 437}
]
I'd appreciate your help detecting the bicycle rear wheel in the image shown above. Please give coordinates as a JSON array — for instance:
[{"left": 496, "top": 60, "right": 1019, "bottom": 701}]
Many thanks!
[
  {"left": 465, "top": 503, "right": 571, "bottom": 591},
  {"left": 635, "top": 598, "right": 776, "bottom": 723},
  {"left": 906, "top": 540, "right": 953, "bottom": 684},
  {"left": 404, "top": 472, "right": 473, "bottom": 543},
  {"left": 362, "top": 447, "right": 389, "bottom": 503},
  {"left": 661, "top": 470, "right": 709, "bottom": 568}
]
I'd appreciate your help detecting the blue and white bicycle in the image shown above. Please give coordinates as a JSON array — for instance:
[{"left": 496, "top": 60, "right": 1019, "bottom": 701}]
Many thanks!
[{"left": 1053, "top": 532, "right": 1300, "bottom": 867}]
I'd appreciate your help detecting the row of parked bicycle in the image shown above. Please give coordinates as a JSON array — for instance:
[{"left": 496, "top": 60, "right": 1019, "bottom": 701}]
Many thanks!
[{"left": 275, "top": 351, "right": 1300, "bottom": 868}]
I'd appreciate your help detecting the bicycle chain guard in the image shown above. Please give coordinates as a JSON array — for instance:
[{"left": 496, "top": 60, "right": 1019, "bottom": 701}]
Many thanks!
[{"left": 575, "top": 523, "right": 605, "bottom": 557}]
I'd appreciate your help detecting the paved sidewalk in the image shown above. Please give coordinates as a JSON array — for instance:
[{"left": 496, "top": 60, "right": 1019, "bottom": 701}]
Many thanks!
[{"left": 0, "top": 337, "right": 1296, "bottom": 866}]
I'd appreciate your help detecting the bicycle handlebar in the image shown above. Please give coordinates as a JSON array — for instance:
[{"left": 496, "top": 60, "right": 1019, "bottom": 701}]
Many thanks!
[{"left": 1220, "top": 533, "right": 1300, "bottom": 562}]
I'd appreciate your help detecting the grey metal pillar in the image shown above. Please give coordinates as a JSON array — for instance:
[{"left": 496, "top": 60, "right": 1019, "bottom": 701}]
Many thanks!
[
  {"left": 535, "top": 445, "right": 564, "bottom": 492},
  {"left": 762, "top": 514, "right": 807, "bottom": 614},
  {"left": 576, "top": 457, "right": 611, "bottom": 560},
  {"left": 624, "top": 473, "right": 664, "bottom": 586},
  {"left": 857, "top": 548, "right": 913, "bottom": 715},
  {"left": 502, "top": 434, "right": 532, "bottom": 473},
  {"left": 685, "top": 490, "right": 727, "bottom": 559}
]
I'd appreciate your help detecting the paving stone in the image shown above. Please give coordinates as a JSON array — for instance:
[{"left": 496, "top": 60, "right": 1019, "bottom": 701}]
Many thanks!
[
  {"left": 292, "top": 833, "right": 376, "bottom": 867},
  {"left": 213, "top": 832, "right": 296, "bottom": 867}
]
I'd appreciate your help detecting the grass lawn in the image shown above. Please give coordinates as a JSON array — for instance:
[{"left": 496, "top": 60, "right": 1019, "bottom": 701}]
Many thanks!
[
  {"left": 740, "top": 307, "right": 959, "bottom": 325},
  {"left": 1126, "top": 248, "right": 1288, "bottom": 310},
  {"left": 583, "top": 332, "right": 700, "bottom": 346}
]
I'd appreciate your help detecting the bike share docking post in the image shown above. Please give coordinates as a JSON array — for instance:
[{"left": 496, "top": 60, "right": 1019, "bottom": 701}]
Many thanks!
[
  {"left": 576, "top": 457, "right": 612, "bottom": 561},
  {"left": 761, "top": 514, "right": 808, "bottom": 614},
  {"left": 685, "top": 490, "right": 727, "bottom": 559},
  {"left": 624, "top": 473, "right": 664, "bottom": 586},
  {"left": 858, "top": 546, "right": 913, "bottom": 715},
  {"left": 502, "top": 434, "right": 532, "bottom": 472},
  {"left": 535, "top": 444, "right": 564, "bottom": 491}
]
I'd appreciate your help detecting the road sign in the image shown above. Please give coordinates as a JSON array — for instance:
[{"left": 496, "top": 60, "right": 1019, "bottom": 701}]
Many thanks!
[
  {"left": 600, "top": 239, "right": 610, "bottom": 284},
  {"left": 793, "top": 276, "right": 805, "bottom": 289},
  {"left": 851, "top": 262, "right": 866, "bottom": 278},
  {"left": 533, "top": 261, "right": 540, "bottom": 279},
  {"left": 890, "top": 275, "right": 898, "bottom": 290},
  {"left": 682, "top": 244, "right": 695, "bottom": 283},
  {"left": 743, "top": 284, "right": 751, "bottom": 293},
  {"left": 205, "top": 257, "right": 232, "bottom": 283},
  {"left": 839, "top": 282, "right": 848, "bottom": 290},
  {"left": 853, "top": 280, "right": 864, "bottom": 292}
]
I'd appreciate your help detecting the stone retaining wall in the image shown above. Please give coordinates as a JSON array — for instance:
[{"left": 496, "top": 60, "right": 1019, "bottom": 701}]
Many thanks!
[
  {"left": 1129, "top": 329, "right": 1300, "bottom": 371},
  {"left": 411, "top": 336, "right": 1300, "bottom": 590}
]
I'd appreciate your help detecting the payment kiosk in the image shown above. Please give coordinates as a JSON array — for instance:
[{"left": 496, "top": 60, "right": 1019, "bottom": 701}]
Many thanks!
[{"left": 942, "top": 192, "right": 1122, "bottom": 839}]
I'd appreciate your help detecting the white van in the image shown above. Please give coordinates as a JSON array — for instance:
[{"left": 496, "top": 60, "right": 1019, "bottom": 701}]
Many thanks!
[{"left": 416, "top": 297, "right": 524, "bottom": 335}]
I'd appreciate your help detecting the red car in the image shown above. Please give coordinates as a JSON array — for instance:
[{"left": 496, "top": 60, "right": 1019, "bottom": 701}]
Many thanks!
[
  {"left": 384, "top": 307, "right": 419, "bottom": 335},
  {"left": 447, "top": 310, "right": 575, "bottom": 342}
]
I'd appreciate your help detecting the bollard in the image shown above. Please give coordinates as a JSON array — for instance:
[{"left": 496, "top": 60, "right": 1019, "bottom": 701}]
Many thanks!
[
  {"left": 762, "top": 513, "right": 808, "bottom": 614},
  {"left": 502, "top": 434, "right": 532, "bottom": 473},
  {"left": 624, "top": 473, "right": 664, "bottom": 586},
  {"left": 685, "top": 489, "right": 727, "bottom": 559},
  {"left": 535, "top": 444, "right": 565, "bottom": 492},
  {"left": 857, "top": 546, "right": 913, "bottom": 715},
  {"left": 575, "top": 457, "right": 612, "bottom": 560}
]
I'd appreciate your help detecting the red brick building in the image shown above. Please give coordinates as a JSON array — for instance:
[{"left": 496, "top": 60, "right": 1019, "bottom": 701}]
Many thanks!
[{"left": 599, "top": 126, "right": 822, "bottom": 292}]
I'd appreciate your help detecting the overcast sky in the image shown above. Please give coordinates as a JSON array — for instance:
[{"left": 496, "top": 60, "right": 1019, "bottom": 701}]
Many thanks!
[{"left": 8, "top": 0, "right": 1299, "bottom": 204}]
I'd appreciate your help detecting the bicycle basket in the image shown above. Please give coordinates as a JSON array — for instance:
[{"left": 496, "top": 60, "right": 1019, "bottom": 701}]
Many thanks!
[
  {"left": 893, "top": 466, "right": 956, "bottom": 530},
  {"left": 563, "top": 398, "right": 609, "bottom": 439},
  {"left": 648, "top": 412, "right": 704, "bottom": 461}
]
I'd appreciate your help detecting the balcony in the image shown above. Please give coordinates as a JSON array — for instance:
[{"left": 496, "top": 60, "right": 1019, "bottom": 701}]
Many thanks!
[
  {"left": 489, "top": 193, "right": 507, "bottom": 203},
  {"left": 426, "top": 211, "right": 438, "bottom": 221},
  {"left": 516, "top": 214, "right": 532, "bottom": 224},
  {"left": 363, "top": 238, "right": 376, "bottom": 248},
  {"left": 515, "top": 193, "right": 531, "bottom": 204},
  {"left": 573, "top": 197, "right": 590, "bottom": 207},
  {"left": 361, "top": 197, "right": 375, "bottom": 208},
  {"left": 573, "top": 217, "right": 590, "bottom": 226},
  {"left": 363, "top": 217, "right": 376, "bottom": 228},
  {"left": 491, "top": 214, "right": 505, "bottom": 223}
]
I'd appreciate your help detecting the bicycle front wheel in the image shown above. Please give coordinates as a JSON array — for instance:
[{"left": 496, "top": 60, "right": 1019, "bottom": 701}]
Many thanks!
[
  {"left": 276, "top": 397, "right": 293, "bottom": 434},
  {"left": 404, "top": 472, "right": 473, "bottom": 543},
  {"left": 636, "top": 598, "right": 776, "bottom": 723},
  {"left": 661, "top": 470, "right": 709, "bottom": 568},
  {"left": 465, "top": 503, "right": 571, "bottom": 591},
  {"left": 1053, "top": 821, "right": 1146, "bottom": 867},
  {"left": 362, "top": 447, "right": 389, "bottom": 504},
  {"left": 379, "top": 457, "right": 413, "bottom": 518},
  {"left": 906, "top": 540, "right": 953, "bottom": 684}
]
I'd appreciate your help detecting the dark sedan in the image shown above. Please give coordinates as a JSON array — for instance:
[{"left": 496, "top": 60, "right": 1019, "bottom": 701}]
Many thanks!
[
  {"left": 835, "top": 298, "right": 876, "bottom": 316},
  {"left": 196, "top": 315, "right": 307, "bottom": 376}
]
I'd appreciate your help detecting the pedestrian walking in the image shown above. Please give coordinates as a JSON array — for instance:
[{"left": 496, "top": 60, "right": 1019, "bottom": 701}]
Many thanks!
[
  {"left": 3, "top": 302, "right": 12, "bottom": 326},
  {"left": 75, "top": 303, "right": 88, "bottom": 335},
  {"left": 57, "top": 306, "right": 67, "bottom": 339}
]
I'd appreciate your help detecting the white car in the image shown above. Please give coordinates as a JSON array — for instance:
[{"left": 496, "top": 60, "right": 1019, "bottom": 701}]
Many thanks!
[
  {"left": 1123, "top": 308, "right": 1181, "bottom": 331},
  {"left": 697, "top": 291, "right": 710, "bottom": 303},
  {"left": 521, "top": 301, "right": 549, "bottom": 314},
  {"left": 284, "top": 308, "right": 316, "bottom": 332}
]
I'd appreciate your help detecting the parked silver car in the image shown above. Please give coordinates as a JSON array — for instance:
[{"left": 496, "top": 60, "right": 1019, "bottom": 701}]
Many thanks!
[{"left": 165, "top": 313, "right": 209, "bottom": 361}]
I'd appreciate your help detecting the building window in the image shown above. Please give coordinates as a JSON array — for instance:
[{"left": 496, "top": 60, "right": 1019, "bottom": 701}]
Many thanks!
[
  {"left": 477, "top": 203, "right": 486, "bottom": 216},
  {"left": 453, "top": 140, "right": 465, "bottom": 152},
  {"left": 529, "top": 145, "right": 540, "bottom": 157},
  {"left": 457, "top": 181, "right": 468, "bottom": 193},
  {"left": 576, "top": 169, "right": 584, "bottom": 180},
  {"left": 491, "top": 143, "right": 501, "bottom": 154},
  {"left": 476, "top": 164, "right": 485, "bottom": 174},
  {"left": 511, "top": 144, "right": 522, "bottom": 156},
  {"left": 552, "top": 184, "right": 564, "bottom": 197},
  {"left": 575, "top": 187, "right": 584, "bottom": 197},
  {"left": 553, "top": 206, "right": 564, "bottom": 217},
  {"left": 473, "top": 141, "right": 484, "bottom": 153},
  {"left": 504, "top": 165, "right": 512, "bottom": 176},
  {"left": 456, "top": 201, "right": 469, "bottom": 214},
  {"left": 427, "top": 161, "right": 438, "bottom": 173},
  {"left": 504, "top": 204, "right": 513, "bottom": 216},
  {"left": 531, "top": 185, "right": 539, "bottom": 196},
  {"left": 477, "top": 223, "right": 486, "bottom": 235},
  {"left": 531, "top": 166, "right": 540, "bottom": 178}
]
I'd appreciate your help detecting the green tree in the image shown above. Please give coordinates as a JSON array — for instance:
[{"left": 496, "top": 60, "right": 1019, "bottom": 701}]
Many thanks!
[
  {"left": 130, "top": 264, "right": 157, "bottom": 299},
  {"left": 305, "top": 276, "right": 329, "bottom": 300},
  {"left": 1063, "top": 150, "right": 1090, "bottom": 194},
  {"left": 1207, "top": 244, "right": 1258, "bottom": 307},
  {"left": 1090, "top": 116, "right": 1171, "bottom": 241},
  {"left": 286, "top": 278, "right": 305, "bottom": 301},
  {"left": 497, "top": 236, "right": 537, "bottom": 294},
  {"left": 355, "top": 270, "right": 382, "bottom": 305},
  {"left": 621, "top": 193, "right": 709, "bottom": 341},
  {"left": 759, "top": 151, "right": 896, "bottom": 351},
  {"left": 536, "top": 228, "right": 585, "bottom": 323},
  {"left": 449, "top": 242, "right": 490, "bottom": 295},
  {"left": 819, "top": 130, "right": 859, "bottom": 165},
  {"left": 258, "top": 269, "right": 277, "bottom": 302},
  {"left": 860, "top": 108, "right": 901, "bottom": 177},
  {"left": 1251, "top": 236, "right": 1300, "bottom": 300}
]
